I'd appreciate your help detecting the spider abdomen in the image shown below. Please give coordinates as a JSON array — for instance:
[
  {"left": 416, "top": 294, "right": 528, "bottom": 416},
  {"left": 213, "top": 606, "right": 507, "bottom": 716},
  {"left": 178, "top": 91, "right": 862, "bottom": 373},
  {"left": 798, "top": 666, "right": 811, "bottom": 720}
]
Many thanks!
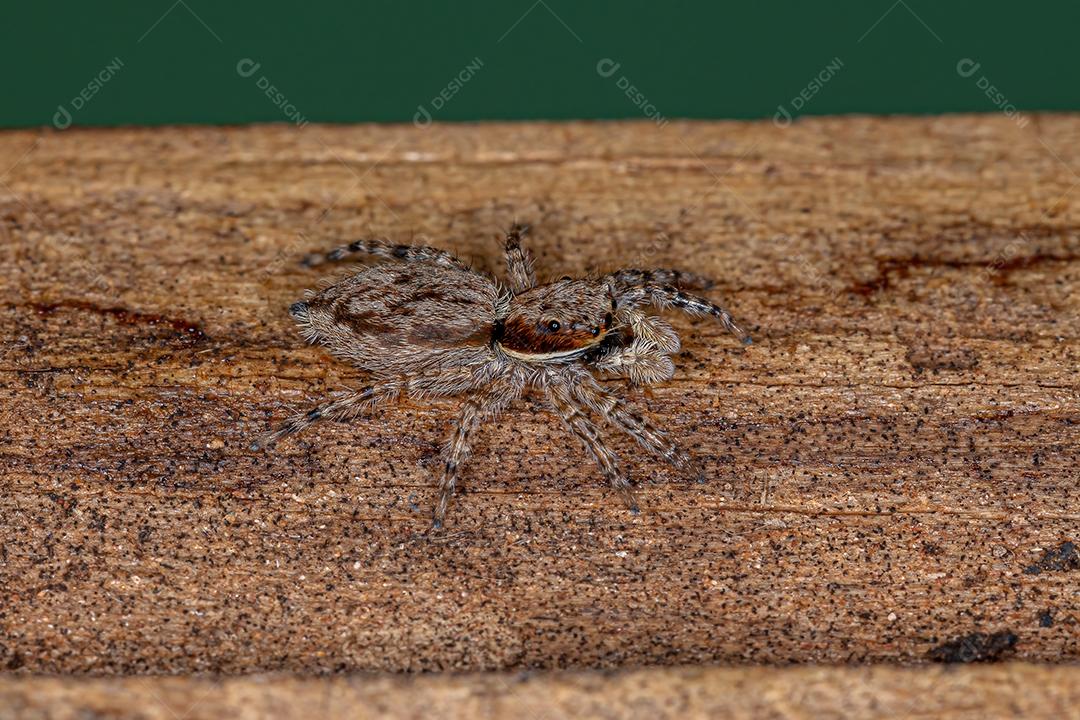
[{"left": 292, "top": 263, "right": 500, "bottom": 376}]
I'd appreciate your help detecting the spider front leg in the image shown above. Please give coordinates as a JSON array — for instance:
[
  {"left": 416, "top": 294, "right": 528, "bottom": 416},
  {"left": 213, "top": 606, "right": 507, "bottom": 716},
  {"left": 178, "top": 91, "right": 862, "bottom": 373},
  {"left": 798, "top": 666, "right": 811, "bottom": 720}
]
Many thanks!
[
  {"left": 546, "top": 383, "right": 640, "bottom": 514},
  {"left": 590, "top": 338, "right": 676, "bottom": 386},
  {"left": 503, "top": 223, "right": 537, "bottom": 293},
  {"left": 615, "top": 309, "right": 681, "bottom": 354},
  {"left": 607, "top": 270, "right": 753, "bottom": 345},
  {"left": 595, "top": 309, "right": 680, "bottom": 386},
  {"left": 569, "top": 370, "right": 703, "bottom": 483},
  {"left": 608, "top": 268, "right": 716, "bottom": 292}
]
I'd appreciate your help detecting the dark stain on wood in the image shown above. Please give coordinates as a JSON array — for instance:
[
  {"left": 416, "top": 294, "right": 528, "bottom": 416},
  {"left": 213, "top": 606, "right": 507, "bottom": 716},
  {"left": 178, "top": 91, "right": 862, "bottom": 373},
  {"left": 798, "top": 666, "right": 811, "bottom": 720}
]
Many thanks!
[
  {"left": 1024, "top": 542, "right": 1079, "bottom": 575},
  {"left": 27, "top": 299, "right": 206, "bottom": 343},
  {"left": 928, "top": 632, "right": 1018, "bottom": 663},
  {"left": 905, "top": 344, "right": 980, "bottom": 374}
]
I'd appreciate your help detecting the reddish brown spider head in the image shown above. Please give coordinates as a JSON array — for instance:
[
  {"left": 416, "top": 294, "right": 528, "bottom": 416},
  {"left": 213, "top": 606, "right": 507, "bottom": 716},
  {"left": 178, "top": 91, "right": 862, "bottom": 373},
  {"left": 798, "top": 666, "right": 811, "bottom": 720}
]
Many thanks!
[{"left": 497, "top": 279, "right": 614, "bottom": 361}]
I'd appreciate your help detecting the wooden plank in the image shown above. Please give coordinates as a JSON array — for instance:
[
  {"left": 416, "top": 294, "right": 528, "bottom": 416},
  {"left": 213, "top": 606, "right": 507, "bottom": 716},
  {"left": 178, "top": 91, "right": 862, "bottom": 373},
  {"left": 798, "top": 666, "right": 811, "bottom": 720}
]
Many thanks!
[
  {"left": 0, "top": 117, "right": 1077, "bottom": 674},
  {"left": 2, "top": 665, "right": 1079, "bottom": 720}
]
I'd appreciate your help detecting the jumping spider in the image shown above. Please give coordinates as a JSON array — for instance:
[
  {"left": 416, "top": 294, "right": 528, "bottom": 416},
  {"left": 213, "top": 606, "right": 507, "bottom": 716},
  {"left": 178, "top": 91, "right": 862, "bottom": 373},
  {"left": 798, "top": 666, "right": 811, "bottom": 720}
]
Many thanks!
[{"left": 254, "top": 225, "right": 753, "bottom": 528}]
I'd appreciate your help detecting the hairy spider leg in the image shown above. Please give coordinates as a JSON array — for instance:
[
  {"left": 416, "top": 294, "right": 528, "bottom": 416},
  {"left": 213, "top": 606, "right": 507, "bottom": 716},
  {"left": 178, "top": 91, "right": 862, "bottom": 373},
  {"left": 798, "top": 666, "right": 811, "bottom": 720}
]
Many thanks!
[
  {"left": 611, "top": 309, "right": 682, "bottom": 354},
  {"left": 546, "top": 383, "right": 640, "bottom": 514},
  {"left": 433, "top": 375, "right": 525, "bottom": 529},
  {"left": 588, "top": 338, "right": 677, "bottom": 386},
  {"left": 251, "top": 383, "right": 398, "bottom": 451},
  {"left": 301, "top": 237, "right": 470, "bottom": 271},
  {"left": 252, "top": 365, "right": 495, "bottom": 451},
  {"left": 503, "top": 223, "right": 537, "bottom": 293},
  {"left": 608, "top": 270, "right": 753, "bottom": 345},
  {"left": 568, "top": 369, "right": 702, "bottom": 482},
  {"left": 607, "top": 268, "right": 716, "bottom": 292}
]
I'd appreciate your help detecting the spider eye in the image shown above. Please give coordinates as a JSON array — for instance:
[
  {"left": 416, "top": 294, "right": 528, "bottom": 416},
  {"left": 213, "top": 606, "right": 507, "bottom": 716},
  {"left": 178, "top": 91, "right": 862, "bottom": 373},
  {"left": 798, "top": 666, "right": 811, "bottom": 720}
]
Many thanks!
[
  {"left": 591, "top": 327, "right": 600, "bottom": 337},
  {"left": 546, "top": 320, "right": 561, "bottom": 332}
]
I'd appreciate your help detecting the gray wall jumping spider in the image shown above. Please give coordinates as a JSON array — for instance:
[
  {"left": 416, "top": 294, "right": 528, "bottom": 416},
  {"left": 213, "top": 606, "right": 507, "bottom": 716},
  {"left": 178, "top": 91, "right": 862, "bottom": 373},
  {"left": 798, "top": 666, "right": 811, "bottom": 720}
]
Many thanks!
[{"left": 253, "top": 224, "right": 753, "bottom": 528}]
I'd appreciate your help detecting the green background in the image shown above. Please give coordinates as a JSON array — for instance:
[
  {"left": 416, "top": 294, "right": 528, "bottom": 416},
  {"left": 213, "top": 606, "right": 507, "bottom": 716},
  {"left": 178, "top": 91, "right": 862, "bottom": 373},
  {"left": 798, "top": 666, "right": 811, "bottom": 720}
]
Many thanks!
[{"left": 5, "top": 1, "right": 1077, "bottom": 128}]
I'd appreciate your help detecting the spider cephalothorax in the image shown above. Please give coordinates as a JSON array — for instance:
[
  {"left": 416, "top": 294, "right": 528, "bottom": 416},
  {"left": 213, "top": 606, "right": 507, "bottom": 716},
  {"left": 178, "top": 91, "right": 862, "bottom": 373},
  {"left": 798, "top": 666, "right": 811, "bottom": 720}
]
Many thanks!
[
  {"left": 496, "top": 279, "right": 616, "bottom": 361},
  {"left": 255, "top": 224, "right": 753, "bottom": 528}
]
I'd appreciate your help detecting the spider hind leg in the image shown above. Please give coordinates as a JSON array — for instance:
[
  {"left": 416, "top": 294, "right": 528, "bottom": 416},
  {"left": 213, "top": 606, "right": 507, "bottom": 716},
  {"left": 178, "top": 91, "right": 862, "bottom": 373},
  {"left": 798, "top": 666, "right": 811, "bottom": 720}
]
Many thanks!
[
  {"left": 301, "top": 237, "right": 470, "bottom": 271},
  {"left": 250, "top": 383, "right": 396, "bottom": 451}
]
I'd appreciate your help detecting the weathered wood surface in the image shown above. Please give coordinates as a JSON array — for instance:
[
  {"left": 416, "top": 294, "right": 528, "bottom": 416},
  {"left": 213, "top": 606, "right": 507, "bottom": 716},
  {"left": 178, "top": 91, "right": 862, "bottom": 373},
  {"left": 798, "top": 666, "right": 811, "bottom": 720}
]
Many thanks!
[
  {"left": 0, "top": 116, "right": 1077, "bottom": 675},
  {"left": 3, "top": 664, "right": 1080, "bottom": 720}
]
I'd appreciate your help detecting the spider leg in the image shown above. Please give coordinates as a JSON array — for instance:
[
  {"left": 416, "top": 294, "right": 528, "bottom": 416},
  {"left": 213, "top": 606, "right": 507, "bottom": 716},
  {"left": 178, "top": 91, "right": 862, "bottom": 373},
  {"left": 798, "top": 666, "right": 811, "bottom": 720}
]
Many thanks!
[
  {"left": 615, "top": 310, "right": 681, "bottom": 354},
  {"left": 250, "top": 382, "right": 399, "bottom": 451},
  {"left": 301, "top": 237, "right": 470, "bottom": 271},
  {"left": 432, "top": 376, "right": 524, "bottom": 529},
  {"left": 607, "top": 268, "right": 715, "bottom": 292},
  {"left": 546, "top": 383, "right": 640, "bottom": 514},
  {"left": 252, "top": 364, "right": 496, "bottom": 451},
  {"left": 607, "top": 270, "right": 752, "bottom": 345},
  {"left": 586, "top": 310, "right": 677, "bottom": 385},
  {"left": 569, "top": 370, "right": 702, "bottom": 482},
  {"left": 503, "top": 223, "right": 537, "bottom": 293},
  {"left": 590, "top": 339, "right": 676, "bottom": 386}
]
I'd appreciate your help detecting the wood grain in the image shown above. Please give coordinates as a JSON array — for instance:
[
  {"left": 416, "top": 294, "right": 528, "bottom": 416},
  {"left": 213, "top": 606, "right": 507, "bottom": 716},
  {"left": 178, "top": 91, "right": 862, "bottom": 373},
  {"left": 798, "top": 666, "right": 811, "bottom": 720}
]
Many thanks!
[
  {"left": 3, "top": 664, "right": 1079, "bottom": 720},
  {"left": 0, "top": 117, "right": 1077, "bottom": 675}
]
